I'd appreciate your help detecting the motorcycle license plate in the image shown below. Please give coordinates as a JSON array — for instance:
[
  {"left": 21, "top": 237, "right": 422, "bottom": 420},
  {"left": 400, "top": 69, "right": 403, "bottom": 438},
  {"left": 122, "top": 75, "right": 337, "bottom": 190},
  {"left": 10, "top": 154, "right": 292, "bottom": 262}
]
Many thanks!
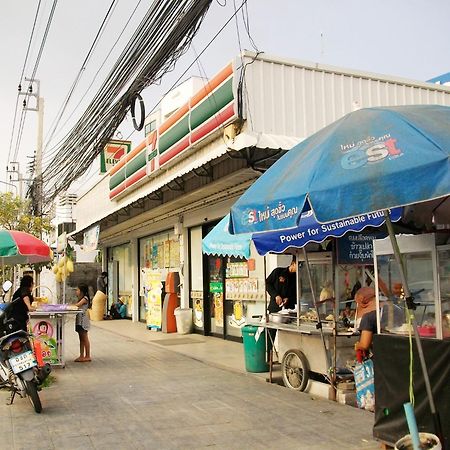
[{"left": 9, "top": 350, "right": 37, "bottom": 374}]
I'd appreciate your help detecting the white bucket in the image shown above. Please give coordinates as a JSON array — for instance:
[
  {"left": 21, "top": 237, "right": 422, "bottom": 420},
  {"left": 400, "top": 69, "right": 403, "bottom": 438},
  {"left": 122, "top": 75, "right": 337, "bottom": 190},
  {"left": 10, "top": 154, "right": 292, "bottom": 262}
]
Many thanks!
[
  {"left": 174, "top": 308, "right": 193, "bottom": 335},
  {"left": 394, "top": 433, "right": 441, "bottom": 450}
]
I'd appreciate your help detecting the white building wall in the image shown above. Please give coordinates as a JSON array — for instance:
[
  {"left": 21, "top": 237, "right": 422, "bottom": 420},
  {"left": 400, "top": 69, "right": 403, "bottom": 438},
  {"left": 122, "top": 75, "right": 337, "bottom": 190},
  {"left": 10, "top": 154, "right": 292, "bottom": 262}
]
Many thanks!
[
  {"left": 74, "top": 175, "right": 110, "bottom": 232},
  {"left": 241, "top": 52, "right": 450, "bottom": 140}
]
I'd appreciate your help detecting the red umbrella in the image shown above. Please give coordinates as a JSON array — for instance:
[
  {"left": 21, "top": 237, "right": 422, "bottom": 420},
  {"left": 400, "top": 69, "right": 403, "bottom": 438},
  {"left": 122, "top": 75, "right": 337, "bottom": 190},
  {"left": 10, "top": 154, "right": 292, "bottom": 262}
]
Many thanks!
[{"left": 0, "top": 230, "right": 52, "bottom": 265}]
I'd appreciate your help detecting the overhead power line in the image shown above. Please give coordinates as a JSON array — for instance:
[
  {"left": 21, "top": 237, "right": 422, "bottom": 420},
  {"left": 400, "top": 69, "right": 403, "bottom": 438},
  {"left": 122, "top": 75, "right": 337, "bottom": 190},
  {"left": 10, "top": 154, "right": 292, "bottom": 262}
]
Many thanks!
[
  {"left": 34, "top": 0, "right": 214, "bottom": 206},
  {"left": 43, "top": 0, "right": 119, "bottom": 155},
  {"left": 43, "top": 0, "right": 145, "bottom": 165},
  {"left": 12, "top": 0, "right": 58, "bottom": 163},
  {"left": 124, "top": 0, "right": 250, "bottom": 143},
  {"left": 7, "top": 0, "right": 43, "bottom": 166}
]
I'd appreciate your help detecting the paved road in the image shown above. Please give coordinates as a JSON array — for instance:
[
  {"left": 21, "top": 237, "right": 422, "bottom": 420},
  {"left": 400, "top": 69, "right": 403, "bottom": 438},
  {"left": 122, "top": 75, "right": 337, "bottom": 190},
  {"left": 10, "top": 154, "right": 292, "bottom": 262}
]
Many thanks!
[{"left": 0, "top": 324, "right": 379, "bottom": 450}]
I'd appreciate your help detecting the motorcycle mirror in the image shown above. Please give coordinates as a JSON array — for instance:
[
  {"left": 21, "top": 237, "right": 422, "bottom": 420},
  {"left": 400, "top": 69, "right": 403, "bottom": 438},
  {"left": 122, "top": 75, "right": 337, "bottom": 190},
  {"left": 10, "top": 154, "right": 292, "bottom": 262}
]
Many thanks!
[{"left": 2, "top": 280, "right": 12, "bottom": 293}]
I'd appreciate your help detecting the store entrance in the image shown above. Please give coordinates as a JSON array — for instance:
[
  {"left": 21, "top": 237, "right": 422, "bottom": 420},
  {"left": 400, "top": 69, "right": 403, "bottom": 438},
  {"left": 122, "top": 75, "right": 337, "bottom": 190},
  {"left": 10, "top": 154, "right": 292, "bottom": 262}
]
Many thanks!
[
  {"left": 206, "top": 255, "right": 225, "bottom": 338},
  {"left": 189, "top": 222, "right": 265, "bottom": 342},
  {"left": 205, "top": 254, "right": 255, "bottom": 342}
]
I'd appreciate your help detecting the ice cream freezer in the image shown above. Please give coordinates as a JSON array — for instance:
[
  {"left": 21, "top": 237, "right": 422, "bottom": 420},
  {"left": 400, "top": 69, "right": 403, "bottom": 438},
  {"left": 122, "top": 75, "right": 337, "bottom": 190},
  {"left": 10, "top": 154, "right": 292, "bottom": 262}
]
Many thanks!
[{"left": 29, "top": 310, "right": 81, "bottom": 368}]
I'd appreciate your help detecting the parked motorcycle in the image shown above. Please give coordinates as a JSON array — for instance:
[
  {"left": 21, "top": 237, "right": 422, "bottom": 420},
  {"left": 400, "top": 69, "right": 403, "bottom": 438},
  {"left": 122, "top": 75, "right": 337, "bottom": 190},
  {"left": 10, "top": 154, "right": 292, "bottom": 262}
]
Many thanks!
[{"left": 0, "top": 281, "right": 51, "bottom": 413}]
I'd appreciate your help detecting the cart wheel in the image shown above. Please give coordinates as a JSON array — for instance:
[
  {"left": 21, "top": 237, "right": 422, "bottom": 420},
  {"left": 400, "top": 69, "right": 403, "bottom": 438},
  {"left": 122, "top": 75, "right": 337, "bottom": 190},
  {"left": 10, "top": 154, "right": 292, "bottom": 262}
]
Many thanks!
[{"left": 281, "top": 349, "right": 309, "bottom": 391}]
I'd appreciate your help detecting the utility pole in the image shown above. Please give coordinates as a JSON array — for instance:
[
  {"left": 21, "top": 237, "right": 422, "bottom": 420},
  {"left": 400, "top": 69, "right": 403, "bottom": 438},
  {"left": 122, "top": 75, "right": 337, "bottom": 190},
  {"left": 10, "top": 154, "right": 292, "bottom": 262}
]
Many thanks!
[{"left": 18, "top": 78, "right": 44, "bottom": 217}]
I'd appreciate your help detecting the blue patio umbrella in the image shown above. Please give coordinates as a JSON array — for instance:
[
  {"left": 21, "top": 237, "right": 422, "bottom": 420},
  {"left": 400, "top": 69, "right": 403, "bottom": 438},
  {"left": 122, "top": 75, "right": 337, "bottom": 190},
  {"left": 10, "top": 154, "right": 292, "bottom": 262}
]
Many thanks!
[
  {"left": 202, "top": 208, "right": 402, "bottom": 257},
  {"left": 229, "top": 105, "right": 450, "bottom": 234},
  {"left": 202, "top": 215, "right": 252, "bottom": 258},
  {"left": 229, "top": 104, "right": 450, "bottom": 440}
]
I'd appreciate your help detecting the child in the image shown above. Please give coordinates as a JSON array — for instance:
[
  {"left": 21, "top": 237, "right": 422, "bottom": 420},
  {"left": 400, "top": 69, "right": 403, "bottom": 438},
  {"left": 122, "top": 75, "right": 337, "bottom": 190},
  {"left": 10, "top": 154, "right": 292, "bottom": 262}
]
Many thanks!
[{"left": 74, "top": 284, "right": 91, "bottom": 362}]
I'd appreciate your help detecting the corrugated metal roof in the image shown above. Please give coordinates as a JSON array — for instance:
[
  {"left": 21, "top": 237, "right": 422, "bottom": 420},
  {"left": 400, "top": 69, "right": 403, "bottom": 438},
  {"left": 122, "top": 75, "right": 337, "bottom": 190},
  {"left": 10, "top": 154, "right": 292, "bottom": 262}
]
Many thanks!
[{"left": 239, "top": 51, "right": 450, "bottom": 140}]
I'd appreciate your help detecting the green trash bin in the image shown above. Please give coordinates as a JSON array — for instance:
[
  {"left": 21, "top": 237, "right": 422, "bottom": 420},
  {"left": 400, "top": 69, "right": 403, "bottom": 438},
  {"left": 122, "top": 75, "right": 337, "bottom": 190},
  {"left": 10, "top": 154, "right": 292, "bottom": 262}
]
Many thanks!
[{"left": 241, "top": 325, "right": 269, "bottom": 372}]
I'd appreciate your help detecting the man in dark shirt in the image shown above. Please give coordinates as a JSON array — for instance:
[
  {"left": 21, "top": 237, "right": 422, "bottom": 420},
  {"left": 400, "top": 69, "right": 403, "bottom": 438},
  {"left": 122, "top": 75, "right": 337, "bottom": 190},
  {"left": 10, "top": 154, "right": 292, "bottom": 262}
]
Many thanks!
[{"left": 266, "top": 258, "right": 297, "bottom": 313}]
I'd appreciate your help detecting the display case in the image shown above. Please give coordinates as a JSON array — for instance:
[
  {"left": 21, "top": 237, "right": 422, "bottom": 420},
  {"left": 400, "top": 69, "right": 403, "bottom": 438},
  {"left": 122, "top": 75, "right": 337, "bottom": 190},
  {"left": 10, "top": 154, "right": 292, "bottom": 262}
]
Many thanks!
[
  {"left": 373, "top": 234, "right": 445, "bottom": 339},
  {"left": 438, "top": 244, "right": 450, "bottom": 338}
]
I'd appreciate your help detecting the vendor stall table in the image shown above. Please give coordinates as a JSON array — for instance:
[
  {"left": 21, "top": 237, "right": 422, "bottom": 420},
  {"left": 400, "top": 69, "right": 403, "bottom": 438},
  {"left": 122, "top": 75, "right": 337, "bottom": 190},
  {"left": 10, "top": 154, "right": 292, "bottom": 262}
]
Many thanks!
[{"left": 30, "top": 310, "right": 81, "bottom": 368}]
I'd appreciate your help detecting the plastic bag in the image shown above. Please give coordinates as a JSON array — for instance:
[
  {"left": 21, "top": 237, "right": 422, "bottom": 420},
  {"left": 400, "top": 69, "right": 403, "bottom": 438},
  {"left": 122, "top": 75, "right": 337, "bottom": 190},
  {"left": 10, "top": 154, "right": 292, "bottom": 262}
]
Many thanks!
[{"left": 354, "top": 358, "right": 375, "bottom": 412}]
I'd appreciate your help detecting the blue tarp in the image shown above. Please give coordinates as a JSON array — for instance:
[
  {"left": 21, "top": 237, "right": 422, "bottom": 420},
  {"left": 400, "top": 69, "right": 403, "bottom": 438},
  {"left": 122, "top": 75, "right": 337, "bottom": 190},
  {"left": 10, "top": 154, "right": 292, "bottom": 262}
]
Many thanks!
[
  {"left": 202, "top": 208, "right": 402, "bottom": 258},
  {"left": 229, "top": 105, "right": 450, "bottom": 234}
]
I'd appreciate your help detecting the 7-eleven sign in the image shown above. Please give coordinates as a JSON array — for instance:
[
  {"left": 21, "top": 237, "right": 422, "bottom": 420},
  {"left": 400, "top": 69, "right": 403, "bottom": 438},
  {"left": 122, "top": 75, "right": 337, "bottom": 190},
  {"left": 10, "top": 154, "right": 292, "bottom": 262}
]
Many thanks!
[{"left": 100, "top": 140, "right": 131, "bottom": 173}]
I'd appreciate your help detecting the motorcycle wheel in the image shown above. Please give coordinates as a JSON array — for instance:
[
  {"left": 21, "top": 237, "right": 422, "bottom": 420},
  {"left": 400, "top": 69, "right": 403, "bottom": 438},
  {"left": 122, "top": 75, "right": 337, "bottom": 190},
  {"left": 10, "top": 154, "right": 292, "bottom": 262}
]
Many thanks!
[{"left": 25, "top": 381, "right": 42, "bottom": 413}]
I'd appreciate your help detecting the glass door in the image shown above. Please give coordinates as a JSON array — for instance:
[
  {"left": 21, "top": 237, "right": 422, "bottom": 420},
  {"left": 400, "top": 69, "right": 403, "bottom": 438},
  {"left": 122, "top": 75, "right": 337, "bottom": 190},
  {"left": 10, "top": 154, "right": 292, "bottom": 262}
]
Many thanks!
[{"left": 208, "top": 255, "right": 224, "bottom": 337}]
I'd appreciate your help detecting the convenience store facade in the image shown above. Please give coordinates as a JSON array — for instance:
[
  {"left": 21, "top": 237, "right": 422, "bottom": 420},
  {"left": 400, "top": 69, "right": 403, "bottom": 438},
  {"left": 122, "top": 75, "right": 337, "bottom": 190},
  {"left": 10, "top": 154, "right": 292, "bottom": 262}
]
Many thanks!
[{"left": 73, "top": 51, "right": 450, "bottom": 340}]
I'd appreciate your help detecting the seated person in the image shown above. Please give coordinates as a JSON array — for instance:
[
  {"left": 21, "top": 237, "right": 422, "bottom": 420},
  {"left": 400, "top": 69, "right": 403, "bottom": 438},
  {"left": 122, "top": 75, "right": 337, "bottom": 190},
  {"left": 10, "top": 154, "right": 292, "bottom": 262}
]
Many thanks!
[{"left": 110, "top": 299, "right": 126, "bottom": 319}]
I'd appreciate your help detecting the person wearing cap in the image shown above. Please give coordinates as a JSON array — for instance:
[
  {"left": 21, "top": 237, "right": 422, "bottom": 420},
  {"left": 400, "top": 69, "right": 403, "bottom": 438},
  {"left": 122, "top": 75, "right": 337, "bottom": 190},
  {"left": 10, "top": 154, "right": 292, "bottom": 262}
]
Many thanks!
[{"left": 354, "top": 286, "right": 377, "bottom": 354}]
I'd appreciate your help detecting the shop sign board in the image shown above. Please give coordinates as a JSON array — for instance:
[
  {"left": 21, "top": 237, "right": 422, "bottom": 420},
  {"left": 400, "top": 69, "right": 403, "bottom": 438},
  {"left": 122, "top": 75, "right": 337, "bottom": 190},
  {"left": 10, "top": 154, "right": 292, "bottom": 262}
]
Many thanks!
[
  {"left": 337, "top": 232, "right": 386, "bottom": 264},
  {"left": 108, "top": 63, "right": 237, "bottom": 201},
  {"left": 214, "top": 293, "right": 224, "bottom": 327},
  {"left": 100, "top": 140, "right": 131, "bottom": 174},
  {"left": 83, "top": 225, "right": 100, "bottom": 251},
  {"left": 209, "top": 282, "right": 223, "bottom": 294},
  {"left": 193, "top": 297, "right": 204, "bottom": 328},
  {"left": 30, "top": 318, "right": 59, "bottom": 364}
]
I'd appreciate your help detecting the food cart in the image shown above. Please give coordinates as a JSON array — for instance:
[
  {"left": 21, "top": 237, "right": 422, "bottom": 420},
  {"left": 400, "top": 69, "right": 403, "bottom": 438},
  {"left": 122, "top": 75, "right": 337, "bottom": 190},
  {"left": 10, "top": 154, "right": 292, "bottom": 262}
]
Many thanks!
[
  {"left": 253, "top": 248, "right": 359, "bottom": 397},
  {"left": 204, "top": 210, "right": 402, "bottom": 396}
]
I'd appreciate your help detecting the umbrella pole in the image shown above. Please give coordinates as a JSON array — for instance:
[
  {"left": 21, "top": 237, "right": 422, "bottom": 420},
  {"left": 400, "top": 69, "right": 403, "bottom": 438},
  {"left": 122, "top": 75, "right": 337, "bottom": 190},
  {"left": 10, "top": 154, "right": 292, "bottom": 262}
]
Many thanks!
[
  {"left": 302, "top": 248, "right": 332, "bottom": 382},
  {"left": 383, "top": 211, "right": 443, "bottom": 441}
]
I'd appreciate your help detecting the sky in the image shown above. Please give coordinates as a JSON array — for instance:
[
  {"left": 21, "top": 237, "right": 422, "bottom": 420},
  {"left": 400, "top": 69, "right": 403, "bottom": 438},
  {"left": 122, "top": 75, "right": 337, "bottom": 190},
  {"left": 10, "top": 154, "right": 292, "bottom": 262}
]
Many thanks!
[{"left": 0, "top": 0, "right": 449, "bottom": 198}]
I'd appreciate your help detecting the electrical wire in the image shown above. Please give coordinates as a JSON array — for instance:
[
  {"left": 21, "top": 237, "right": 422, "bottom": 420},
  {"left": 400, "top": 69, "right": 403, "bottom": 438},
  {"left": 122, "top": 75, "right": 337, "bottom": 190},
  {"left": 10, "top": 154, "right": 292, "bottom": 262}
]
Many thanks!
[
  {"left": 124, "top": 0, "right": 249, "bottom": 143},
  {"left": 12, "top": 0, "right": 58, "bottom": 163},
  {"left": 36, "top": 0, "right": 254, "bottom": 208},
  {"left": 43, "top": 0, "right": 119, "bottom": 155},
  {"left": 43, "top": 0, "right": 142, "bottom": 162},
  {"left": 7, "top": 0, "right": 43, "bottom": 166},
  {"left": 35, "top": 0, "right": 214, "bottom": 206},
  {"left": 241, "top": 0, "right": 258, "bottom": 52},
  {"left": 20, "top": 0, "right": 43, "bottom": 82},
  {"left": 43, "top": 0, "right": 145, "bottom": 165}
]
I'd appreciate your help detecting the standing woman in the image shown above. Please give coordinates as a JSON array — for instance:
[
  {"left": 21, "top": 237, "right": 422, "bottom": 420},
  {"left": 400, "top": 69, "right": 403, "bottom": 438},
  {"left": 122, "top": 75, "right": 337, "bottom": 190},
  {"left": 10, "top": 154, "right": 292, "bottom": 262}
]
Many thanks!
[
  {"left": 74, "top": 284, "right": 91, "bottom": 362},
  {"left": 11, "top": 275, "right": 36, "bottom": 331}
]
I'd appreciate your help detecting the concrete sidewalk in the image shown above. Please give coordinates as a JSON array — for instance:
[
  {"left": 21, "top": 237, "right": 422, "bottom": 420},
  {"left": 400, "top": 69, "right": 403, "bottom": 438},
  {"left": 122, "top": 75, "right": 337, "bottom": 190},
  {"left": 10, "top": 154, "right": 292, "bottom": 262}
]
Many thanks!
[
  {"left": 0, "top": 318, "right": 380, "bottom": 450},
  {"left": 92, "top": 320, "right": 255, "bottom": 379}
]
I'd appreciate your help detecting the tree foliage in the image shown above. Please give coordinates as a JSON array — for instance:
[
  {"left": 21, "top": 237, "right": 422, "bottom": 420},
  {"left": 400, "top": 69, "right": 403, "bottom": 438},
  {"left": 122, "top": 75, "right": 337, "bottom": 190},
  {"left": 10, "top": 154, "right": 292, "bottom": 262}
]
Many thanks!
[{"left": 0, "top": 192, "right": 52, "bottom": 236}]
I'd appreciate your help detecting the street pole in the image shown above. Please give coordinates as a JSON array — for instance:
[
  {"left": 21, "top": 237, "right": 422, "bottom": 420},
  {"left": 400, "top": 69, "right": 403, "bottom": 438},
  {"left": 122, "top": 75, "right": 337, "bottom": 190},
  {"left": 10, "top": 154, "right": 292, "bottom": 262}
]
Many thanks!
[
  {"left": 19, "top": 79, "right": 45, "bottom": 292},
  {"left": 36, "top": 96, "right": 44, "bottom": 219},
  {"left": 19, "top": 78, "right": 44, "bottom": 219}
]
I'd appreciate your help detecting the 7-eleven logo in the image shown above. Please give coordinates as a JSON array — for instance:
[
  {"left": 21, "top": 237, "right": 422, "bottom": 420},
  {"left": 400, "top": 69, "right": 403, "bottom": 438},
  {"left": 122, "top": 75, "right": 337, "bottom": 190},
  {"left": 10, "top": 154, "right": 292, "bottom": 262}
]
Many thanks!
[{"left": 100, "top": 140, "right": 131, "bottom": 173}]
